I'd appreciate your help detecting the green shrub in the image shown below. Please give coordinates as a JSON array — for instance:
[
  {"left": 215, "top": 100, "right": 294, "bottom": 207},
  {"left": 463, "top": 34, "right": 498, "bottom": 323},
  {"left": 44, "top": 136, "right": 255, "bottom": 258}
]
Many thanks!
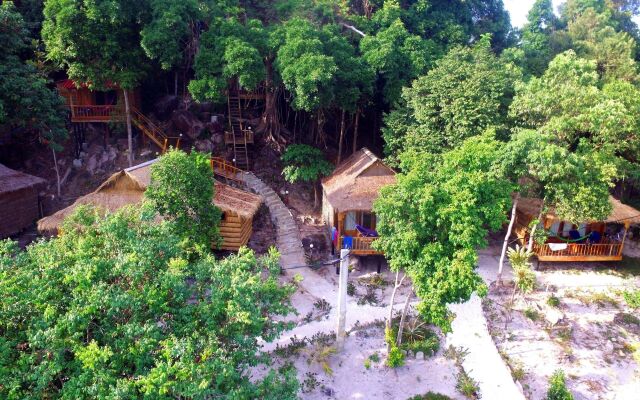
[
  {"left": 386, "top": 346, "right": 405, "bottom": 368},
  {"left": 364, "top": 358, "right": 371, "bottom": 369},
  {"left": 407, "top": 393, "right": 452, "bottom": 400},
  {"left": 547, "top": 295, "right": 561, "bottom": 308},
  {"left": 369, "top": 352, "right": 381, "bottom": 363},
  {"left": 546, "top": 370, "right": 574, "bottom": 400},
  {"left": 402, "top": 336, "right": 440, "bottom": 356},
  {"left": 524, "top": 307, "right": 540, "bottom": 321},
  {"left": 456, "top": 370, "right": 480, "bottom": 399}
]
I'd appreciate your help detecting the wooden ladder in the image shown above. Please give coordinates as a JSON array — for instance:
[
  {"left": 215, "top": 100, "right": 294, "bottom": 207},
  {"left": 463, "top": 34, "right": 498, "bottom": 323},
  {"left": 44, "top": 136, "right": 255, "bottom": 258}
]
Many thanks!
[
  {"left": 130, "top": 107, "right": 181, "bottom": 154},
  {"left": 227, "top": 87, "right": 250, "bottom": 170}
]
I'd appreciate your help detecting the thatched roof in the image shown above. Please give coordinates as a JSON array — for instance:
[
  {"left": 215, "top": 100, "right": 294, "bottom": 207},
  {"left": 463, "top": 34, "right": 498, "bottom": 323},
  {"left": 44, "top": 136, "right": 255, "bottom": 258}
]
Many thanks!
[
  {"left": 0, "top": 164, "right": 46, "bottom": 195},
  {"left": 38, "top": 159, "right": 262, "bottom": 234},
  {"left": 518, "top": 196, "right": 640, "bottom": 225},
  {"left": 321, "top": 148, "right": 396, "bottom": 212}
]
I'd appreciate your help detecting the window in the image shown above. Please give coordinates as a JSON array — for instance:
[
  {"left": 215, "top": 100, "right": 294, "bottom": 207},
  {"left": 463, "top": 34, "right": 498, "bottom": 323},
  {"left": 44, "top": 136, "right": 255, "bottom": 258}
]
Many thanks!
[
  {"left": 345, "top": 211, "right": 356, "bottom": 230},
  {"left": 362, "top": 212, "right": 375, "bottom": 229}
]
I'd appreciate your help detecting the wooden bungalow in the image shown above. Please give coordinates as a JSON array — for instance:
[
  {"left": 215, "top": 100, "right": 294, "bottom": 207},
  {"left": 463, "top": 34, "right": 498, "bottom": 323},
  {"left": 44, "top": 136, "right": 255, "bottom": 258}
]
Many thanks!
[
  {"left": 0, "top": 164, "right": 46, "bottom": 238},
  {"left": 37, "top": 159, "right": 262, "bottom": 251},
  {"left": 515, "top": 197, "right": 640, "bottom": 262},
  {"left": 321, "top": 148, "right": 396, "bottom": 256},
  {"left": 56, "top": 79, "right": 180, "bottom": 153},
  {"left": 56, "top": 79, "right": 141, "bottom": 123}
]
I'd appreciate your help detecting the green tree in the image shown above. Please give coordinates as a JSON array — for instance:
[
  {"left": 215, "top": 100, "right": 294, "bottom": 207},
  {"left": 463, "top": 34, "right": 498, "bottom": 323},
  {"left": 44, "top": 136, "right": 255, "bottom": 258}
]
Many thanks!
[
  {"left": 373, "top": 133, "right": 512, "bottom": 331},
  {"left": 520, "top": 0, "right": 566, "bottom": 77},
  {"left": 0, "top": 1, "right": 66, "bottom": 146},
  {"left": 0, "top": 206, "right": 297, "bottom": 399},
  {"left": 145, "top": 149, "right": 222, "bottom": 252},
  {"left": 281, "top": 144, "right": 333, "bottom": 208},
  {"left": 382, "top": 35, "right": 518, "bottom": 163},
  {"left": 510, "top": 50, "right": 639, "bottom": 177},
  {"left": 42, "top": 0, "right": 149, "bottom": 166}
]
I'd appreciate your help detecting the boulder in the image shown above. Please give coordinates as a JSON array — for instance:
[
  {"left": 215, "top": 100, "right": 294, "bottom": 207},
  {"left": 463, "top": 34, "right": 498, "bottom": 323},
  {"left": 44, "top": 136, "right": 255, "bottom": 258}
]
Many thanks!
[
  {"left": 86, "top": 155, "right": 98, "bottom": 174},
  {"left": 195, "top": 139, "right": 214, "bottom": 153},
  {"left": 171, "top": 109, "right": 204, "bottom": 139},
  {"left": 545, "top": 308, "right": 564, "bottom": 326},
  {"left": 211, "top": 133, "right": 224, "bottom": 145},
  {"left": 415, "top": 351, "right": 424, "bottom": 360},
  {"left": 153, "top": 95, "right": 180, "bottom": 119}
]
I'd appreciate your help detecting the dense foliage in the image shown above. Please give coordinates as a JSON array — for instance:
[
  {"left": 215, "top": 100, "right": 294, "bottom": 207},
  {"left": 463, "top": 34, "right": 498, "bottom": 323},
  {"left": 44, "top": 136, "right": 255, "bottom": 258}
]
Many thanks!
[
  {"left": 0, "top": 2, "right": 65, "bottom": 147},
  {"left": 0, "top": 207, "right": 297, "bottom": 399},
  {"left": 373, "top": 134, "right": 512, "bottom": 330},
  {"left": 281, "top": 144, "right": 333, "bottom": 207},
  {"left": 146, "top": 150, "right": 222, "bottom": 252}
]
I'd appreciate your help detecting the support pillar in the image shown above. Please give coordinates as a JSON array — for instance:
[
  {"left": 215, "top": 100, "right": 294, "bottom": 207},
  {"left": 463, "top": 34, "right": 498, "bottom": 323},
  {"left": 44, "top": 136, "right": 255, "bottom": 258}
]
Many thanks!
[{"left": 336, "top": 249, "right": 349, "bottom": 351}]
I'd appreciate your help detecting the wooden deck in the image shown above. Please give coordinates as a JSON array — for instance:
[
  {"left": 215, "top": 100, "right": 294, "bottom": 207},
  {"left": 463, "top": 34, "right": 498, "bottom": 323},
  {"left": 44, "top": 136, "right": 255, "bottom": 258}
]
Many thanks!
[
  {"left": 338, "top": 236, "right": 382, "bottom": 256},
  {"left": 69, "top": 105, "right": 120, "bottom": 122},
  {"left": 211, "top": 157, "right": 244, "bottom": 184},
  {"left": 532, "top": 241, "right": 623, "bottom": 262}
]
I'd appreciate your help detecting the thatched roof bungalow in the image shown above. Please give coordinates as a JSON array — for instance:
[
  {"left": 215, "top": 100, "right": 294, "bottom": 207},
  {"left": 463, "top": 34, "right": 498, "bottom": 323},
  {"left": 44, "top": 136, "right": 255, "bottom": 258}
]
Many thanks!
[
  {"left": 0, "top": 164, "right": 46, "bottom": 238},
  {"left": 515, "top": 196, "right": 640, "bottom": 262},
  {"left": 321, "top": 148, "right": 396, "bottom": 256},
  {"left": 38, "top": 159, "right": 262, "bottom": 251}
]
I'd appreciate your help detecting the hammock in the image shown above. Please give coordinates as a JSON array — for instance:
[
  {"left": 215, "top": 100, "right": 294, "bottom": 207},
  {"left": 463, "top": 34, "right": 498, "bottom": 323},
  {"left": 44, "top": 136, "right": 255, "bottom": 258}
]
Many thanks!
[
  {"left": 355, "top": 224, "right": 378, "bottom": 237},
  {"left": 544, "top": 230, "right": 599, "bottom": 243}
]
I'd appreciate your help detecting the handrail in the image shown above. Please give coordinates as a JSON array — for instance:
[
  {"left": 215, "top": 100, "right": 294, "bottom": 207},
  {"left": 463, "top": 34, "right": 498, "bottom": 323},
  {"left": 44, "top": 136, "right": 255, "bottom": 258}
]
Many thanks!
[
  {"left": 130, "top": 107, "right": 181, "bottom": 153},
  {"left": 211, "top": 157, "right": 244, "bottom": 183},
  {"left": 533, "top": 242, "right": 623, "bottom": 258}
]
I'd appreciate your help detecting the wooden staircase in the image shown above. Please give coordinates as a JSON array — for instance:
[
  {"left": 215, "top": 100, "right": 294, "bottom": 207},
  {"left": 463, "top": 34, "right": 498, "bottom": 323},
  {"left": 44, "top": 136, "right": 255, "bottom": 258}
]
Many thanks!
[
  {"left": 130, "top": 107, "right": 181, "bottom": 154},
  {"left": 227, "top": 87, "right": 250, "bottom": 170}
]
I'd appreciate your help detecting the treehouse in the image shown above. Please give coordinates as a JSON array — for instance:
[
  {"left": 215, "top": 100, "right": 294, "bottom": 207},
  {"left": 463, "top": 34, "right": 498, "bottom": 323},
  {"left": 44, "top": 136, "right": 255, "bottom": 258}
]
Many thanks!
[
  {"left": 0, "top": 164, "right": 46, "bottom": 238},
  {"left": 37, "top": 159, "right": 262, "bottom": 251},
  {"left": 56, "top": 80, "right": 180, "bottom": 153},
  {"left": 321, "top": 148, "right": 396, "bottom": 256},
  {"left": 515, "top": 197, "right": 640, "bottom": 262}
]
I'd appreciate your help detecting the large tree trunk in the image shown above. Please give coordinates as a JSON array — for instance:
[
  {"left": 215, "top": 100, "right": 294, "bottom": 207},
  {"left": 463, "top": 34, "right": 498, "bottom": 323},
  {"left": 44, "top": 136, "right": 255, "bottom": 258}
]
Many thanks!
[
  {"left": 352, "top": 109, "right": 360, "bottom": 154},
  {"left": 396, "top": 291, "right": 413, "bottom": 346},
  {"left": 258, "top": 58, "right": 284, "bottom": 149},
  {"left": 527, "top": 197, "right": 545, "bottom": 253},
  {"left": 174, "top": 71, "right": 178, "bottom": 97},
  {"left": 337, "top": 109, "right": 345, "bottom": 164},
  {"left": 123, "top": 88, "right": 133, "bottom": 167},
  {"left": 313, "top": 181, "right": 319, "bottom": 209},
  {"left": 498, "top": 194, "right": 520, "bottom": 283},
  {"left": 52, "top": 146, "right": 61, "bottom": 198},
  {"left": 386, "top": 271, "right": 406, "bottom": 354}
]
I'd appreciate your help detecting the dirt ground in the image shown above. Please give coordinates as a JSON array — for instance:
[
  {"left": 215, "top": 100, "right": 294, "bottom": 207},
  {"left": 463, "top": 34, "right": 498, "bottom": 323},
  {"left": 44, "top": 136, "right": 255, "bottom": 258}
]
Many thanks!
[{"left": 483, "top": 257, "right": 640, "bottom": 400}]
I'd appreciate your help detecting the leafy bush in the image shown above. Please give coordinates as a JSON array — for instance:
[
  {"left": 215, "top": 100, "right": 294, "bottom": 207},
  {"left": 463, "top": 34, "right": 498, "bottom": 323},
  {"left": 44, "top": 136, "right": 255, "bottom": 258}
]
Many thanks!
[
  {"left": 546, "top": 370, "right": 574, "bottom": 400},
  {"left": 386, "top": 346, "right": 405, "bottom": 368},
  {"left": 0, "top": 206, "right": 297, "bottom": 399},
  {"left": 547, "top": 295, "right": 561, "bottom": 308},
  {"left": 281, "top": 144, "right": 333, "bottom": 207},
  {"left": 524, "top": 307, "right": 540, "bottom": 321},
  {"left": 456, "top": 370, "right": 480, "bottom": 399},
  {"left": 623, "top": 289, "right": 640, "bottom": 311},
  {"left": 146, "top": 149, "right": 222, "bottom": 251},
  {"left": 407, "top": 393, "right": 453, "bottom": 400}
]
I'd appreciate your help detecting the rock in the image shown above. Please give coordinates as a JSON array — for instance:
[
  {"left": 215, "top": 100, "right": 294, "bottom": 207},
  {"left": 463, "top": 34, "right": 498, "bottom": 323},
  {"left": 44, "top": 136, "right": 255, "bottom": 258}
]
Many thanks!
[
  {"left": 153, "top": 95, "right": 180, "bottom": 119},
  {"left": 86, "top": 155, "right": 98, "bottom": 174},
  {"left": 211, "top": 133, "right": 224, "bottom": 145},
  {"left": 79, "top": 151, "right": 87, "bottom": 159},
  {"left": 171, "top": 109, "right": 204, "bottom": 139},
  {"left": 415, "top": 351, "right": 424, "bottom": 360},
  {"left": 545, "top": 308, "right": 564, "bottom": 326},
  {"left": 73, "top": 159, "right": 82, "bottom": 168},
  {"left": 195, "top": 139, "right": 214, "bottom": 153},
  {"left": 321, "top": 387, "right": 335, "bottom": 396},
  {"left": 401, "top": 350, "right": 408, "bottom": 356}
]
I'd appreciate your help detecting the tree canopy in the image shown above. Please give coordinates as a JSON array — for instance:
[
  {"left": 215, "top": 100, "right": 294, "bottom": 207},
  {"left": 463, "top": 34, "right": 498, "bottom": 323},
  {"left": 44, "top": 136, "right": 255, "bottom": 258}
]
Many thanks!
[{"left": 0, "top": 206, "right": 297, "bottom": 399}]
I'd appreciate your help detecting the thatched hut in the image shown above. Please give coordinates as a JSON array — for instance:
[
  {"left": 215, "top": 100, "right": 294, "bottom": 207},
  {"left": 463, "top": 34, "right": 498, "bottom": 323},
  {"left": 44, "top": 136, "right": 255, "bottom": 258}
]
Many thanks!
[
  {"left": 0, "top": 164, "right": 46, "bottom": 238},
  {"left": 38, "top": 159, "right": 262, "bottom": 251},
  {"left": 515, "top": 196, "right": 640, "bottom": 262},
  {"left": 321, "top": 148, "right": 396, "bottom": 255}
]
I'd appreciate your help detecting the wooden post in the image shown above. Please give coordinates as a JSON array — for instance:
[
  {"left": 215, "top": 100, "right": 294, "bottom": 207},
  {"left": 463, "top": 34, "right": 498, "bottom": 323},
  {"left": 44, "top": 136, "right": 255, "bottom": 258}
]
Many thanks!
[
  {"left": 336, "top": 249, "right": 349, "bottom": 352},
  {"left": 620, "top": 222, "right": 630, "bottom": 257},
  {"left": 498, "top": 194, "right": 519, "bottom": 282}
]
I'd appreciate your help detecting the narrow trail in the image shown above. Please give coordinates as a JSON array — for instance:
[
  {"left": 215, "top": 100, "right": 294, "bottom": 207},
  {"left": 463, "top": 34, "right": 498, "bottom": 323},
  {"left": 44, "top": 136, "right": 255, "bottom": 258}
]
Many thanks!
[{"left": 243, "top": 172, "right": 524, "bottom": 398}]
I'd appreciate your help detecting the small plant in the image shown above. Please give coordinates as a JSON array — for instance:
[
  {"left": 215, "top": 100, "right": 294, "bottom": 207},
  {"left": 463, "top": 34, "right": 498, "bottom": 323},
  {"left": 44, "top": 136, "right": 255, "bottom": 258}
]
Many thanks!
[
  {"left": 617, "top": 312, "right": 640, "bottom": 325},
  {"left": 456, "top": 370, "right": 480, "bottom": 399},
  {"left": 623, "top": 289, "right": 640, "bottom": 311},
  {"left": 364, "top": 358, "right": 371, "bottom": 369},
  {"left": 313, "top": 298, "right": 332, "bottom": 313},
  {"left": 292, "top": 273, "right": 304, "bottom": 285},
  {"left": 524, "top": 307, "right": 540, "bottom": 321},
  {"left": 357, "top": 286, "right": 380, "bottom": 305},
  {"left": 369, "top": 352, "right": 380, "bottom": 363},
  {"left": 386, "top": 346, "right": 405, "bottom": 368},
  {"left": 407, "top": 393, "right": 452, "bottom": 400},
  {"left": 309, "top": 345, "right": 336, "bottom": 376},
  {"left": 301, "top": 372, "right": 320, "bottom": 393},
  {"left": 547, "top": 294, "right": 561, "bottom": 308},
  {"left": 302, "top": 311, "right": 314, "bottom": 323},
  {"left": 310, "top": 331, "right": 335, "bottom": 346},
  {"left": 546, "top": 369, "right": 573, "bottom": 400},
  {"left": 347, "top": 281, "right": 356, "bottom": 296},
  {"left": 273, "top": 336, "right": 307, "bottom": 358}
]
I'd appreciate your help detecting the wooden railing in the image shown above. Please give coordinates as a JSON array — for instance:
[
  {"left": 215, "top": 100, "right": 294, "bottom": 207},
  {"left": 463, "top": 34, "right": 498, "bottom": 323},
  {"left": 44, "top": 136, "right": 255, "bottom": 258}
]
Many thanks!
[
  {"left": 211, "top": 157, "right": 244, "bottom": 183},
  {"left": 131, "top": 107, "right": 181, "bottom": 153},
  {"left": 339, "top": 236, "right": 382, "bottom": 255},
  {"left": 224, "top": 130, "right": 254, "bottom": 145},
  {"left": 533, "top": 241, "right": 623, "bottom": 261},
  {"left": 69, "top": 105, "right": 120, "bottom": 122}
]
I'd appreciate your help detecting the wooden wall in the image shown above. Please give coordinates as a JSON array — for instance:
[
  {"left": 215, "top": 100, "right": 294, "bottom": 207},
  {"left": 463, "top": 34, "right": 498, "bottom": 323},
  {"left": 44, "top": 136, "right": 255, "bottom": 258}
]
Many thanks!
[
  {"left": 0, "top": 187, "right": 40, "bottom": 238},
  {"left": 218, "top": 211, "right": 253, "bottom": 251}
]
